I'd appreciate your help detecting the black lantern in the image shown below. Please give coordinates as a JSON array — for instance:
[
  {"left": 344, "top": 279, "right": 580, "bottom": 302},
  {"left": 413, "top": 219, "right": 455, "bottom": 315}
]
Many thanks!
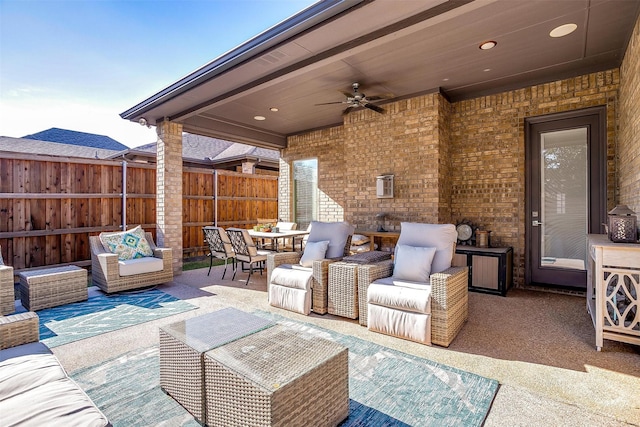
[{"left": 607, "top": 205, "right": 637, "bottom": 243}]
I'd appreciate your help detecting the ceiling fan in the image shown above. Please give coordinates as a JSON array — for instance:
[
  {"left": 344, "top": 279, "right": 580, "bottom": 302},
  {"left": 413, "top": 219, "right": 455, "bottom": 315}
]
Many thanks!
[{"left": 316, "top": 82, "right": 387, "bottom": 115}]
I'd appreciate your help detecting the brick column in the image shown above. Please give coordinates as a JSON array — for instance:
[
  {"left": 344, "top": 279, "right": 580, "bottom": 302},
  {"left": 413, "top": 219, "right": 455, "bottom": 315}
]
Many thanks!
[{"left": 156, "top": 120, "right": 183, "bottom": 274}]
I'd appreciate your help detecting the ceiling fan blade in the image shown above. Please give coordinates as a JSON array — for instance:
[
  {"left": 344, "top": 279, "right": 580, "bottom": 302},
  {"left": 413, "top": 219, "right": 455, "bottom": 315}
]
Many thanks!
[
  {"left": 342, "top": 105, "right": 355, "bottom": 115},
  {"left": 364, "top": 103, "right": 385, "bottom": 114},
  {"left": 315, "top": 101, "right": 348, "bottom": 106}
]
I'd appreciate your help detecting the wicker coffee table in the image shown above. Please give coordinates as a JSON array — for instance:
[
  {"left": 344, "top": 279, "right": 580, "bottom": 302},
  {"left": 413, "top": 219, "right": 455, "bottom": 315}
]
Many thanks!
[
  {"left": 18, "top": 265, "right": 88, "bottom": 311},
  {"left": 159, "top": 308, "right": 275, "bottom": 423},
  {"left": 204, "top": 324, "right": 348, "bottom": 427}
]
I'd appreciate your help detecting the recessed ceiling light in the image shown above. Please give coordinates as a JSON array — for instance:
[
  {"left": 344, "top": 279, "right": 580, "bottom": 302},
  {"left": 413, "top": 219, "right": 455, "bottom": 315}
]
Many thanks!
[
  {"left": 442, "top": 78, "right": 449, "bottom": 82},
  {"left": 269, "top": 107, "right": 279, "bottom": 112},
  {"left": 253, "top": 115, "right": 266, "bottom": 121},
  {"left": 479, "top": 40, "right": 497, "bottom": 50},
  {"left": 483, "top": 68, "right": 491, "bottom": 72},
  {"left": 550, "top": 23, "right": 577, "bottom": 38}
]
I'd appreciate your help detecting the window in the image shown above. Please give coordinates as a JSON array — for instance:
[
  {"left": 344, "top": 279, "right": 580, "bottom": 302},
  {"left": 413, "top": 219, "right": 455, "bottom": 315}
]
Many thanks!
[{"left": 293, "top": 159, "right": 318, "bottom": 230}]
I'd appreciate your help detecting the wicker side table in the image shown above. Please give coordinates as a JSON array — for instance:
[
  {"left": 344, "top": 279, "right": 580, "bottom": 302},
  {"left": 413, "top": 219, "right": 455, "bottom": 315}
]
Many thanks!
[
  {"left": 328, "top": 262, "right": 360, "bottom": 319},
  {"left": 18, "top": 265, "right": 87, "bottom": 311},
  {"left": 159, "top": 308, "right": 275, "bottom": 424},
  {"left": 204, "top": 324, "right": 349, "bottom": 427}
]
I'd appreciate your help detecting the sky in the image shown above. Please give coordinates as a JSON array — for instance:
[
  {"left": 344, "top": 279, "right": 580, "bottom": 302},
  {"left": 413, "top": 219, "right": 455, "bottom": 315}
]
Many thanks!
[{"left": 0, "top": 0, "right": 317, "bottom": 148}]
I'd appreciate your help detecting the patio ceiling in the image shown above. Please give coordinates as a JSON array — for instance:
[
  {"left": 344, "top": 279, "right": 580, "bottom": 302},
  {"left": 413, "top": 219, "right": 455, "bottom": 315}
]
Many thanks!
[{"left": 120, "top": 0, "right": 640, "bottom": 149}]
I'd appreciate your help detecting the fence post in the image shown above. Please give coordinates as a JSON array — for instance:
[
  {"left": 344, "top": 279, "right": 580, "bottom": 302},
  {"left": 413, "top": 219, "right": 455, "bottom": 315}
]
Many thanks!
[
  {"left": 122, "top": 160, "right": 127, "bottom": 230},
  {"left": 213, "top": 169, "right": 218, "bottom": 227}
]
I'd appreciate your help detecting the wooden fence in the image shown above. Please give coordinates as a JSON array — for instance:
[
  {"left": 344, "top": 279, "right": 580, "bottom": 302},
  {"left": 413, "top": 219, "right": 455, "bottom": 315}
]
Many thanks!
[{"left": 0, "top": 153, "right": 278, "bottom": 271}]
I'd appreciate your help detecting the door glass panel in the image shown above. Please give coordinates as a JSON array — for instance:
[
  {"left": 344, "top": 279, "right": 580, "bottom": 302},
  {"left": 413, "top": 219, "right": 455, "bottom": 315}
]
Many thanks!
[
  {"left": 293, "top": 159, "right": 318, "bottom": 230},
  {"left": 540, "top": 128, "right": 588, "bottom": 271}
]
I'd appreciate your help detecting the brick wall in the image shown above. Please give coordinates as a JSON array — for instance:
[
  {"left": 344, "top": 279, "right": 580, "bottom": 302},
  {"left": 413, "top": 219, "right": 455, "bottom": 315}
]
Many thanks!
[
  {"left": 282, "top": 70, "right": 623, "bottom": 287},
  {"left": 619, "top": 14, "right": 640, "bottom": 216},
  {"left": 450, "top": 70, "right": 619, "bottom": 286}
]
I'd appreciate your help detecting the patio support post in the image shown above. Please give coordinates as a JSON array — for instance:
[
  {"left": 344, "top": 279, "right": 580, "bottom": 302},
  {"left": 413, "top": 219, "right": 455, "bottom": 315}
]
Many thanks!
[{"left": 156, "top": 120, "right": 183, "bottom": 274}]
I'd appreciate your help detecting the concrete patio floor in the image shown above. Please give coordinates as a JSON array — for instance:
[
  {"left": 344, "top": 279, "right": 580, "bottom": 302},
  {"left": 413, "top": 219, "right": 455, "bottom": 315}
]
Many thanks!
[{"left": 50, "top": 265, "right": 640, "bottom": 426}]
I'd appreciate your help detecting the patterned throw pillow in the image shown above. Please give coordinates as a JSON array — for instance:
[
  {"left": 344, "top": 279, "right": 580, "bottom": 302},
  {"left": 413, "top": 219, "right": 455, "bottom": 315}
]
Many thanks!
[{"left": 99, "top": 226, "right": 154, "bottom": 260}]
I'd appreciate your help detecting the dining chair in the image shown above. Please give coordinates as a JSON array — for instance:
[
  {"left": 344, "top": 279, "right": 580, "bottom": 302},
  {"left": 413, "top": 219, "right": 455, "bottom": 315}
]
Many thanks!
[
  {"left": 226, "top": 228, "right": 272, "bottom": 285},
  {"left": 202, "top": 226, "right": 236, "bottom": 279}
]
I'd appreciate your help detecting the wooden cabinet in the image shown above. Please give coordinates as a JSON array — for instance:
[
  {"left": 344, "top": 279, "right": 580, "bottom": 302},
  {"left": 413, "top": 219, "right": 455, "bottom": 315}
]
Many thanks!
[
  {"left": 587, "top": 235, "right": 640, "bottom": 351},
  {"left": 452, "top": 246, "right": 513, "bottom": 296}
]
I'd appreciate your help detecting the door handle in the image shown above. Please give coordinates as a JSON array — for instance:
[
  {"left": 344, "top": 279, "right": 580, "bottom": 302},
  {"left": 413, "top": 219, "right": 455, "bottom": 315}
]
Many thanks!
[{"left": 532, "top": 220, "right": 543, "bottom": 226}]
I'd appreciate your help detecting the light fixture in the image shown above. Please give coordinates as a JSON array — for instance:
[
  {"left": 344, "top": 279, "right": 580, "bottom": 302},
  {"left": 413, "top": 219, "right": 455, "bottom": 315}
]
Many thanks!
[
  {"left": 479, "top": 40, "right": 497, "bottom": 50},
  {"left": 138, "top": 118, "right": 147, "bottom": 127},
  {"left": 253, "top": 115, "right": 266, "bottom": 121},
  {"left": 269, "top": 107, "right": 279, "bottom": 112},
  {"left": 550, "top": 23, "right": 577, "bottom": 38},
  {"left": 483, "top": 68, "right": 491, "bottom": 72}
]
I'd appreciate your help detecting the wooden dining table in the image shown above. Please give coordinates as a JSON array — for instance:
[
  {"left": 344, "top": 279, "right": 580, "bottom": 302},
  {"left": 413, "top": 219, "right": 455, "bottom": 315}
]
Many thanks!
[{"left": 247, "top": 229, "right": 309, "bottom": 252}]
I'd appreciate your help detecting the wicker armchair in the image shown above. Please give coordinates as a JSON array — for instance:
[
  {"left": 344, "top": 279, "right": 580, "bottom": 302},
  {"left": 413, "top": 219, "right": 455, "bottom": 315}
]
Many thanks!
[
  {"left": 267, "top": 222, "right": 354, "bottom": 315},
  {"left": 89, "top": 232, "right": 173, "bottom": 293},
  {"left": 357, "top": 223, "right": 468, "bottom": 347},
  {"left": 0, "top": 246, "right": 15, "bottom": 315}
]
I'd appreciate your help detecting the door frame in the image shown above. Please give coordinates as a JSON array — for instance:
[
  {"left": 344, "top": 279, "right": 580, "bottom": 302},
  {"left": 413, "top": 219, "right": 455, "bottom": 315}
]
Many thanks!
[{"left": 524, "top": 106, "right": 607, "bottom": 288}]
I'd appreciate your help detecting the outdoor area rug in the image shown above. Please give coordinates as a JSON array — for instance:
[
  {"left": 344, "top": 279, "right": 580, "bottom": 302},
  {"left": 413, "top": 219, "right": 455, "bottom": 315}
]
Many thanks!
[
  {"left": 36, "top": 288, "right": 197, "bottom": 348},
  {"left": 70, "top": 310, "right": 499, "bottom": 427}
]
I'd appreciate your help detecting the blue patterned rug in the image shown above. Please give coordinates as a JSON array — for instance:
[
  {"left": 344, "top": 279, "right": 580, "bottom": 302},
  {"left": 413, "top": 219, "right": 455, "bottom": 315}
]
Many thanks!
[
  {"left": 70, "top": 310, "right": 498, "bottom": 427},
  {"left": 36, "top": 288, "right": 197, "bottom": 348}
]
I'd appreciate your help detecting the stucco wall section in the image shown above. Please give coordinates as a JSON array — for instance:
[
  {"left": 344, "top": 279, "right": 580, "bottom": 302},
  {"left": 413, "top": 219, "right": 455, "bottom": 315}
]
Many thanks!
[{"left": 619, "top": 14, "right": 640, "bottom": 216}]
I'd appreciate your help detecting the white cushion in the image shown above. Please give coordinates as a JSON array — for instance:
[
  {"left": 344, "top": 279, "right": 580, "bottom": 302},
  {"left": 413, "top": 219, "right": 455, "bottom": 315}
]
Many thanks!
[
  {"left": 270, "top": 264, "right": 313, "bottom": 290},
  {"left": 396, "top": 223, "right": 457, "bottom": 273},
  {"left": 373, "top": 276, "right": 431, "bottom": 290},
  {"left": 268, "top": 284, "right": 311, "bottom": 315},
  {"left": 367, "top": 282, "right": 432, "bottom": 314},
  {"left": 118, "top": 257, "right": 164, "bottom": 276},
  {"left": 368, "top": 304, "right": 431, "bottom": 345},
  {"left": 392, "top": 245, "right": 436, "bottom": 282},
  {"left": 0, "top": 343, "right": 64, "bottom": 401},
  {"left": 299, "top": 240, "right": 329, "bottom": 267},
  {"left": 307, "top": 221, "right": 355, "bottom": 258}
]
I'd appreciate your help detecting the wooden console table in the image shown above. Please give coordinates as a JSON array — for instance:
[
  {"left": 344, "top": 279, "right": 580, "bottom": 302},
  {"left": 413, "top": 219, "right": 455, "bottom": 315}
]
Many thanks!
[
  {"left": 354, "top": 230, "right": 400, "bottom": 252},
  {"left": 586, "top": 235, "right": 640, "bottom": 351}
]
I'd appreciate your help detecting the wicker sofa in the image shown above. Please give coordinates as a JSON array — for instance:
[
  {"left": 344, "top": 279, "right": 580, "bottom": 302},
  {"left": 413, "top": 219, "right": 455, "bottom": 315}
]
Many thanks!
[
  {"left": 357, "top": 223, "right": 469, "bottom": 347},
  {"left": 0, "top": 312, "right": 111, "bottom": 426},
  {"left": 89, "top": 231, "right": 173, "bottom": 293}
]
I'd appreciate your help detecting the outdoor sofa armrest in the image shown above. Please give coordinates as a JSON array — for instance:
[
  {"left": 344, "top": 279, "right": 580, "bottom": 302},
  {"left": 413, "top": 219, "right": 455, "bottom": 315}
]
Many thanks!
[
  {"left": 0, "top": 311, "right": 39, "bottom": 351},
  {"left": 429, "top": 266, "right": 469, "bottom": 347},
  {"left": 0, "top": 264, "right": 15, "bottom": 316}
]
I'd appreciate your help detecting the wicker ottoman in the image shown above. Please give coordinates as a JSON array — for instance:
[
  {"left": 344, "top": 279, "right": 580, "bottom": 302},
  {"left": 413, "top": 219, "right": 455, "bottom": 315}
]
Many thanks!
[
  {"left": 204, "top": 324, "right": 349, "bottom": 427},
  {"left": 18, "top": 265, "right": 87, "bottom": 311},
  {"left": 159, "top": 308, "right": 275, "bottom": 424}
]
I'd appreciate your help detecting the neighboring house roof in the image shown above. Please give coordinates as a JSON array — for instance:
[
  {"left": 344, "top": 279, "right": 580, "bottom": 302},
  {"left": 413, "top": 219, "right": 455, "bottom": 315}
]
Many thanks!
[
  {"left": 22, "top": 128, "right": 129, "bottom": 151},
  {"left": 0, "top": 136, "right": 122, "bottom": 159},
  {"left": 122, "top": 133, "right": 280, "bottom": 164}
]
